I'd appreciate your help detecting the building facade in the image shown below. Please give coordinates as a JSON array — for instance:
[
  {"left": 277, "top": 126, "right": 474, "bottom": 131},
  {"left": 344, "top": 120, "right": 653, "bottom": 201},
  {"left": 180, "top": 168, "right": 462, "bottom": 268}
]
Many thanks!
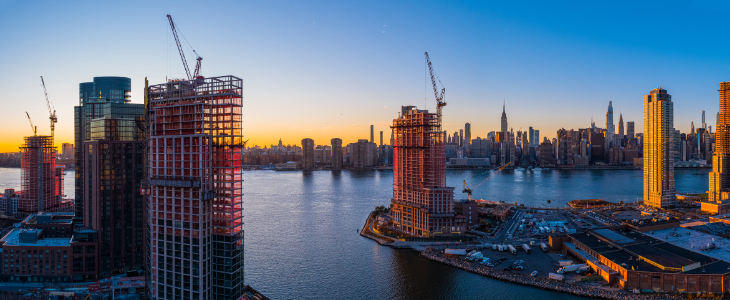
[
  {"left": 644, "top": 87, "right": 675, "bottom": 208},
  {"left": 301, "top": 138, "right": 314, "bottom": 170},
  {"left": 331, "top": 138, "right": 343, "bottom": 170},
  {"left": 147, "top": 76, "right": 245, "bottom": 300},
  {"left": 706, "top": 82, "right": 730, "bottom": 213},
  {"left": 19, "top": 135, "right": 63, "bottom": 216}
]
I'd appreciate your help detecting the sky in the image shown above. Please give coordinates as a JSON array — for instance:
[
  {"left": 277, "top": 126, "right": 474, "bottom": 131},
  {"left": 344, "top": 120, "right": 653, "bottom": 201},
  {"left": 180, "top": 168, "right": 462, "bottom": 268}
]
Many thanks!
[{"left": 1, "top": 0, "right": 730, "bottom": 152}]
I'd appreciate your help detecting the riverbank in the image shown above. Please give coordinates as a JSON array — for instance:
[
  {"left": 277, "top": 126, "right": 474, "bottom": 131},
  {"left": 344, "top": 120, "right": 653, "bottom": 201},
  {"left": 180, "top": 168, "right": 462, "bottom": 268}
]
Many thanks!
[{"left": 419, "top": 249, "right": 687, "bottom": 300}]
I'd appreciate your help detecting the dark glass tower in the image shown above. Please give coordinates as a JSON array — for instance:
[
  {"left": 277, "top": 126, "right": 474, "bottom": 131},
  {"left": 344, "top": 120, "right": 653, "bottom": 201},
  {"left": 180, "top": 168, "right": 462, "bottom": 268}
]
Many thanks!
[{"left": 74, "top": 77, "right": 142, "bottom": 222}]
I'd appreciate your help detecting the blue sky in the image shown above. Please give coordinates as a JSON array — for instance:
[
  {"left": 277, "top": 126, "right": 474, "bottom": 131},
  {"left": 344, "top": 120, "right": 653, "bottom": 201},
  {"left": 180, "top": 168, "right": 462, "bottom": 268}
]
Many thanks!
[{"left": 1, "top": 0, "right": 729, "bottom": 150}]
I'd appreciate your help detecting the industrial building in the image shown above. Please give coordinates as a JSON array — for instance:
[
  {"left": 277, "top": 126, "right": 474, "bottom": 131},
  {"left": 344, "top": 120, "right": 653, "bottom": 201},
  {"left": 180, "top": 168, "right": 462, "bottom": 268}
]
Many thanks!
[
  {"left": 147, "top": 76, "right": 245, "bottom": 300},
  {"left": 391, "top": 106, "right": 465, "bottom": 237},
  {"left": 551, "top": 228, "right": 730, "bottom": 294}
]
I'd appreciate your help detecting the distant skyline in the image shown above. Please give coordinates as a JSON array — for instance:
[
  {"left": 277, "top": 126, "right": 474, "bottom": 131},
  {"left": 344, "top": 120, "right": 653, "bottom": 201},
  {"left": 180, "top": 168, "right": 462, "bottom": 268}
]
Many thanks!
[{"left": 2, "top": 1, "right": 730, "bottom": 152}]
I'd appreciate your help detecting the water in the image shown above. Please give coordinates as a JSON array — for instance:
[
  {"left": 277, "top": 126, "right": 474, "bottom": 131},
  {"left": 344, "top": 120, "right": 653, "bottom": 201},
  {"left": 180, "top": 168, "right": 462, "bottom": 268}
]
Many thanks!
[{"left": 0, "top": 167, "right": 710, "bottom": 299}]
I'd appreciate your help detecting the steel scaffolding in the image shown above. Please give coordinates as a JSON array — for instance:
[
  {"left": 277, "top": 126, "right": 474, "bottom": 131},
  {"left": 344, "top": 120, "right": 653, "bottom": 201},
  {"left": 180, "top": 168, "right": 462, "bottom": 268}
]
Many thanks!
[
  {"left": 147, "top": 76, "right": 244, "bottom": 300},
  {"left": 19, "top": 135, "right": 59, "bottom": 214}
]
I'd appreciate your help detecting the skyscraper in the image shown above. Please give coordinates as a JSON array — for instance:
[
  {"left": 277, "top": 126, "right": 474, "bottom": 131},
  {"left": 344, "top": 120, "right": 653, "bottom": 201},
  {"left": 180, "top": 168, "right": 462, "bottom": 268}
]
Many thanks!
[
  {"left": 606, "top": 100, "right": 614, "bottom": 147},
  {"left": 147, "top": 76, "right": 245, "bottom": 300},
  {"left": 19, "top": 135, "right": 62, "bottom": 214},
  {"left": 501, "top": 103, "right": 508, "bottom": 133},
  {"left": 331, "top": 138, "right": 343, "bottom": 170},
  {"left": 618, "top": 113, "right": 625, "bottom": 142},
  {"left": 464, "top": 122, "right": 471, "bottom": 147},
  {"left": 459, "top": 129, "right": 464, "bottom": 147},
  {"left": 644, "top": 87, "right": 675, "bottom": 208},
  {"left": 370, "top": 125, "right": 374, "bottom": 143},
  {"left": 534, "top": 130, "right": 540, "bottom": 146},
  {"left": 74, "top": 77, "right": 142, "bottom": 221},
  {"left": 83, "top": 115, "right": 145, "bottom": 278},
  {"left": 528, "top": 127, "right": 534, "bottom": 146},
  {"left": 302, "top": 138, "right": 314, "bottom": 170},
  {"left": 702, "top": 110, "right": 707, "bottom": 129},
  {"left": 391, "top": 106, "right": 464, "bottom": 237},
  {"left": 707, "top": 82, "right": 730, "bottom": 209},
  {"left": 627, "top": 122, "right": 635, "bottom": 138},
  {"left": 380, "top": 131, "right": 383, "bottom": 146}
]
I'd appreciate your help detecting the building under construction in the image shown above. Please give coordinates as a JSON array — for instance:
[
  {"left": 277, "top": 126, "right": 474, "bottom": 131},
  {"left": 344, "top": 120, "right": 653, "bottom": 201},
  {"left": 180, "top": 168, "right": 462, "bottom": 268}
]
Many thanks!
[
  {"left": 147, "top": 76, "right": 244, "bottom": 300},
  {"left": 391, "top": 106, "right": 465, "bottom": 237},
  {"left": 18, "top": 135, "right": 63, "bottom": 216}
]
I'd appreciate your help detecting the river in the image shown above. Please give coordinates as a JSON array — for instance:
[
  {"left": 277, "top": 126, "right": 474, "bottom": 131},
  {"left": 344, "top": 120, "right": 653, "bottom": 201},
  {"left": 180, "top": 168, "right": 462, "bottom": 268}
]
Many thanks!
[{"left": 0, "top": 167, "right": 710, "bottom": 299}]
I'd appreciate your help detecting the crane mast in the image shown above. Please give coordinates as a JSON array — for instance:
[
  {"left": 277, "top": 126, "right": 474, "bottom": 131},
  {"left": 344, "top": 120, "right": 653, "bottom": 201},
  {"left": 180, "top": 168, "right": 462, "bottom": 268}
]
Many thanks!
[
  {"left": 424, "top": 52, "right": 446, "bottom": 130},
  {"left": 40, "top": 76, "right": 57, "bottom": 145}
]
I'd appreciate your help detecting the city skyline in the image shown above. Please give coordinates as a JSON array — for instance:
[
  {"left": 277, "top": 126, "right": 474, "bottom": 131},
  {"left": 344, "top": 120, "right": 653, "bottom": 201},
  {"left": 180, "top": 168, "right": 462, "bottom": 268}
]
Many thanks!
[{"left": 2, "top": 1, "right": 730, "bottom": 153}]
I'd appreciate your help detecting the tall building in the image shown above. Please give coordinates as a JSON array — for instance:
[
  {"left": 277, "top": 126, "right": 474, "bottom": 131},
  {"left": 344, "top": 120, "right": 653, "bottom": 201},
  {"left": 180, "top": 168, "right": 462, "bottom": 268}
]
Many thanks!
[
  {"left": 391, "top": 106, "right": 464, "bottom": 237},
  {"left": 627, "top": 121, "right": 635, "bottom": 138},
  {"left": 606, "top": 100, "right": 614, "bottom": 147},
  {"left": 534, "top": 130, "right": 540, "bottom": 146},
  {"left": 370, "top": 125, "right": 374, "bottom": 143},
  {"left": 301, "top": 138, "right": 314, "bottom": 170},
  {"left": 74, "top": 77, "right": 142, "bottom": 221},
  {"left": 702, "top": 110, "right": 707, "bottom": 129},
  {"left": 707, "top": 82, "right": 730, "bottom": 212},
  {"left": 19, "top": 136, "right": 62, "bottom": 214},
  {"left": 147, "top": 76, "right": 245, "bottom": 300},
  {"left": 464, "top": 122, "right": 471, "bottom": 147},
  {"left": 528, "top": 127, "right": 534, "bottom": 146},
  {"left": 331, "top": 138, "right": 343, "bottom": 170},
  {"left": 459, "top": 129, "right": 464, "bottom": 147},
  {"left": 349, "top": 139, "right": 370, "bottom": 169},
  {"left": 61, "top": 143, "right": 74, "bottom": 160},
  {"left": 379, "top": 131, "right": 383, "bottom": 146},
  {"left": 501, "top": 103, "right": 508, "bottom": 133},
  {"left": 618, "top": 113, "right": 625, "bottom": 142},
  {"left": 83, "top": 115, "right": 145, "bottom": 278},
  {"left": 643, "top": 87, "right": 675, "bottom": 208}
]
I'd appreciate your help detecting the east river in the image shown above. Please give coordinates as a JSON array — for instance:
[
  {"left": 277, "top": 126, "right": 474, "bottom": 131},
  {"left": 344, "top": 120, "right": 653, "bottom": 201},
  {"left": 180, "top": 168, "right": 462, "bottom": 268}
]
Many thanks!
[{"left": 0, "top": 167, "right": 711, "bottom": 299}]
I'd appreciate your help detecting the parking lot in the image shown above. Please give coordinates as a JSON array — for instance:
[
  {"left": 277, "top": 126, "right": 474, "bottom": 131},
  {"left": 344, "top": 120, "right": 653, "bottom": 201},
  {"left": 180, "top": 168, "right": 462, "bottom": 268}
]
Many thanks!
[{"left": 470, "top": 244, "right": 565, "bottom": 279}]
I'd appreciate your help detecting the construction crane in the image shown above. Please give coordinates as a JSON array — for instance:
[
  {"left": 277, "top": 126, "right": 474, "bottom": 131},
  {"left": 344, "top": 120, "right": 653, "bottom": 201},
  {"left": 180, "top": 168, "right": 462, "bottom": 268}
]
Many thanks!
[
  {"left": 26, "top": 112, "right": 37, "bottom": 136},
  {"left": 462, "top": 180, "right": 473, "bottom": 201},
  {"left": 167, "top": 14, "right": 203, "bottom": 81},
  {"left": 424, "top": 52, "right": 446, "bottom": 130},
  {"left": 40, "top": 76, "right": 57, "bottom": 144}
]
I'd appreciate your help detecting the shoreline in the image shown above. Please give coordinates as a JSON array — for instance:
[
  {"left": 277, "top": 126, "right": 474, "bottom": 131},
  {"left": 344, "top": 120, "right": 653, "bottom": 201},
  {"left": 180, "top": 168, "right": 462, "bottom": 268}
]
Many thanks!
[{"left": 418, "top": 249, "right": 687, "bottom": 300}]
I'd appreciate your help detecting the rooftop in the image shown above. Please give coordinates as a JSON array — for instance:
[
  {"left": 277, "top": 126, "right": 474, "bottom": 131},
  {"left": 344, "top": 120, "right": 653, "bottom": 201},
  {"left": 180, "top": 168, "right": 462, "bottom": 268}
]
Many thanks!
[
  {"left": 644, "top": 227, "right": 730, "bottom": 263},
  {"left": 1, "top": 229, "right": 70, "bottom": 247}
]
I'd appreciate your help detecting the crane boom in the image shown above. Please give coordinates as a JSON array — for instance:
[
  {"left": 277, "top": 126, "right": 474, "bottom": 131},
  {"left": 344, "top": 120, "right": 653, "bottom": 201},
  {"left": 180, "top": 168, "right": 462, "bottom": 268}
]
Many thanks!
[
  {"left": 40, "top": 76, "right": 57, "bottom": 144},
  {"left": 424, "top": 52, "right": 446, "bottom": 130},
  {"left": 167, "top": 14, "right": 192, "bottom": 80},
  {"left": 26, "top": 112, "right": 37, "bottom": 136}
]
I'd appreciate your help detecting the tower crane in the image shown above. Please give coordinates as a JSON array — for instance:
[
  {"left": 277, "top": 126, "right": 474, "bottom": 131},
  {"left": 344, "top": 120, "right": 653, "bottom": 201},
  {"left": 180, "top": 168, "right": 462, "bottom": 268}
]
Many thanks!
[
  {"left": 40, "top": 76, "right": 57, "bottom": 144},
  {"left": 167, "top": 14, "right": 203, "bottom": 81},
  {"left": 424, "top": 52, "right": 446, "bottom": 130},
  {"left": 26, "top": 112, "right": 37, "bottom": 136},
  {"left": 462, "top": 180, "right": 473, "bottom": 201}
]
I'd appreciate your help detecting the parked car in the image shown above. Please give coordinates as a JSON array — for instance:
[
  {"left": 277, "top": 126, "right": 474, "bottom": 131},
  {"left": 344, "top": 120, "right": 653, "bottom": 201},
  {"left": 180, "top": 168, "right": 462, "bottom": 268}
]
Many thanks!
[{"left": 531, "top": 271, "right": 538, "bottom": 277}]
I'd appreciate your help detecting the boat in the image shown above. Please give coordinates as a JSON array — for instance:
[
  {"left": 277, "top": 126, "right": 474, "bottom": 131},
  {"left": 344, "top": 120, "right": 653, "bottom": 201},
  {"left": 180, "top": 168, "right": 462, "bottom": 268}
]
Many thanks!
[{"left": 531, "top": 271, "right": 538, "bottom": 277}]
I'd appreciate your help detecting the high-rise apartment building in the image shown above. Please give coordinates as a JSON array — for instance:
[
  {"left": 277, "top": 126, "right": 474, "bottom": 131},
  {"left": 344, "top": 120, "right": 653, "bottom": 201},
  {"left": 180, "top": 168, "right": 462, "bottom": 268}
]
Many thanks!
[
  {"left": 370, "top": 125, "right": 374, "bottom": 143},
  {"left": 380, "top": 131, "right": 383, "bottom": 146},
  {"left": 391, "top": 106, "right": 465, "bottom": 237},
  {"left": 459, "top": 129, "right": 464, "bottom": 147},
  {"left": 702, "top": 110, "right": 707, "bottom": 129},
  {"left": 706, "top": 82, "right": 730, "bottom": 213},
  {"left": 534, "top": 130, "right": 540, "bottom": 146},
  {"left": 501, "top": 104, "right": 508, "bottom": 133},
  {"left": 331, "top": 138, "right": 343, "bottom": 170},
  {"left": 61, "top": 143, "right": 74, "bottom": 160},
  {"left": 74, "top": 77, "right": 143, "bottom": 221},
  {"left": 464, "top": 122, "right": 471, "bottom": 147},
  {"left": 301, "top": 138, "right": 314, "bottom": 170},
  {"left": 627, "top": 121, "right": 635, "bottom": 138},
  {"left": 19, "top": 136, "right": 63, "bottom": 214},
  {"left": 147, "top": 76, "right": 245, "bottom": 300},
  {"left": 528, "top": 127, "right": 534, "bottom": 146},
  {"left": 83, "top": 115, "right": 145, "bottom": 278},
  {"left": 644, "top": 87, "right": 675, "bottom": 208}
]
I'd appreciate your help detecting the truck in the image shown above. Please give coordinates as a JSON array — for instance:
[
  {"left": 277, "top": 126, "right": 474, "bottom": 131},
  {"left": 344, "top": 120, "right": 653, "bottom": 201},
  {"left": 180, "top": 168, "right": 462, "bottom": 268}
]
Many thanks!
[
  {"left": 497, "top": 245, "right": 504, "bottom": 252},
  {"left": 538, "top": 227, "right": 545, "bottom": 234},
  {"left": 561, "top": 264, "right": 587, "bottom": 272},
  {"left": 522, "top": 244, "right": 531, "bottom": 254},
  {"left": 445, "top": 249, "right": 467, "bottom": 256},
  {"left": 507, "top": 245, "right": 517, "bottom": 255},
  {"left": 492, "top": 244, "right": 497, "bottom": 251},
  {"left": 540, "top": 243, "right": 548, "bottom": 252},
  {"left": 549, "top": 273, "right": 564, "bottom": 281},
  {"left": 472, "top": 252, "right": 483, "bottom": 261},
  {"left": 576, "top": 266, "right": 591, "bottom": 274},
  {"left": 559, "top": 260, "right": 573, "bottom": 267}
]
